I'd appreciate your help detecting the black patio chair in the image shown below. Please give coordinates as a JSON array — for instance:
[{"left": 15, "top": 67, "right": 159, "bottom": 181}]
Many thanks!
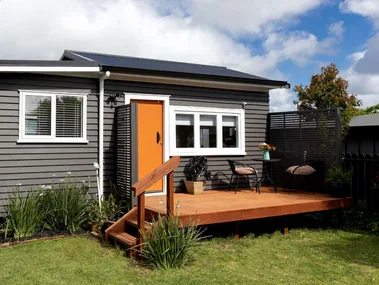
[
  {"left": 285, "top": 151, "right": 316, "bottom": 193},
  {"left": 227, "top": 160, "right": 259, "bottom": 194}
]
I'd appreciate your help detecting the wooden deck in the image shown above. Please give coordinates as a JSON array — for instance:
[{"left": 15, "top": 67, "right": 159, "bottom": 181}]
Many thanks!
[{"left": 145, "top": 187, "right": 353, "bottom": 226}]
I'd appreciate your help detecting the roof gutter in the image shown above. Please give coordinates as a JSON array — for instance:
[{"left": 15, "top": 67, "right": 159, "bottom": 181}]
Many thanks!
[
  {"left": 98, "top": 71, "right": 110, "bottom": 205},
  {"left": 0, "top": 66, "right": 100, "bottom": 72}
]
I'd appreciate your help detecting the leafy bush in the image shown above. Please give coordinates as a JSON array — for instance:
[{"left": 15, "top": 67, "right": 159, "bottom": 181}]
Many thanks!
[
  {"left": 86, "top": 193, "right": 128, "bottom": 230},
  {"left": 39, "top": 178, "right": 89, "bottom": 233},
  {"left": 325, "top": 168, "right": 353, "bottom": 184},
  {"left": 183, "top": 156, "right": 211, "bottom": 181},
  {"left": 139, "top": 214, "right": 205, "bottom": 270},
  {"left": 342, "top": 201, "right": 379, "bottom": 235},
  {"left": 5, "top": 186, "right": 42, "bottom": 240}
]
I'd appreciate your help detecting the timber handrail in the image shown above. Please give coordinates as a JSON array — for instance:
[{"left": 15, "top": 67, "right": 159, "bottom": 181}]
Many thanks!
[
  {"left": 131, "top": 156, "right": 180, "bottom": 251},
  {"left": 131, "top": 156, "right": 180, "bottom": 197}
]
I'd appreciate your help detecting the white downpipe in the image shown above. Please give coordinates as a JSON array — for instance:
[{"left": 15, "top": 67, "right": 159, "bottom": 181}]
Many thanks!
[{"left": 98, "top": 71, "right": 110, "bottom": 206}]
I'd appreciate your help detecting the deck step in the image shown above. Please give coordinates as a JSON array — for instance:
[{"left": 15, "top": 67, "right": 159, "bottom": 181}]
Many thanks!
[
  {"left": 125, "top": 215, "right": 152, "bottom": 231},
  {"left": 108, "top": 232, "right": 137, "bottom": 247}
]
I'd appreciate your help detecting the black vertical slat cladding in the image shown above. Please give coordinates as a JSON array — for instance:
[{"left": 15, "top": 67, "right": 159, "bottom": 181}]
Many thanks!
[
  {"left": 268, "top": 108, "right": 341, "bottom": 192},
  {"left": 116, "top": 104, "right": 131, "bottom": 200},
  {"left": 116, "top": 103, "right": 138, "bottom": 206}
]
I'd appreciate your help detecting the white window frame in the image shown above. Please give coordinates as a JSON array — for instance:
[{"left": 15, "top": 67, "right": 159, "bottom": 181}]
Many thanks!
[
  {"left": 170, "top": 106, "right": 246, "bottom": 156},
  {"left": 18, "top": 90, "right": 88, "bottom": 143}
]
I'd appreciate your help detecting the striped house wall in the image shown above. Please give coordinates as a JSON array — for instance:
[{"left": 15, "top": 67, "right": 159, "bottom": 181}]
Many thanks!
[
  {"left": 0, "top": 73, "right": 270, "bottom": 215},
  {"left": 0, "top": 74, "right": 99, "bottom": 216},
  {"left": 105, "top": 80, "right": 269, "bottom": 192}
]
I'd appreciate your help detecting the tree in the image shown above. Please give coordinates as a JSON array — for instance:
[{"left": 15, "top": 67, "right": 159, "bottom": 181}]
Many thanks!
[
  {"left": 357, "top": 103, "right": 379, "bottom": 115},
  {"left": 293, "top": 63, "right": 362, "bottom": 135}
]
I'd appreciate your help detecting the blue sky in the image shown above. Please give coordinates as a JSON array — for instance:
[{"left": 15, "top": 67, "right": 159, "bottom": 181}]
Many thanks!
[{"left": 0, "top": 0, "right": 378, "bottom": 111}]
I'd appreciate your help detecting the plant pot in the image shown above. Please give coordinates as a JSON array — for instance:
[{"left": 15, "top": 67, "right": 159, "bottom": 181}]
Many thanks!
[
  {"left": 90, "top": 223, "right": 101, "bottom": 233},
  {"left": 184, "top": 180, "right": 206, "bottom": 195},
  {"left": 263, "top": 150, "right": 270, "bottom": 160},
  {"left": 107, "top": 220, "right": 116, "bottom": 228},
  {"left": 330, "top": 183, "right": 349, "bottom": 198}
]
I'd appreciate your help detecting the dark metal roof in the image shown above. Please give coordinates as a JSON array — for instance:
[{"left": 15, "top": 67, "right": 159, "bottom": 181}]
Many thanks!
[
  {"left": 62, "top": 50, "right": 288, "bottom": 86},
  {"left": 0, "top": 60, "right": 99, "bottom": 67},
  {"left": 350, "top": 113, "right": 379, "bottom": 127}
]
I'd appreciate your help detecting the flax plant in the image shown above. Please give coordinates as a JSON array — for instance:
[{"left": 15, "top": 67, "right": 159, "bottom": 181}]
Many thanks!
[
  {"left": 5, "top": 186, "right": 42, "bottom": 240},
  {"left": 139, "top": 213, "right": 205, "bottom": 270},
  {"left": 40, "top": 177, "right": 89, "bottom": 233}
]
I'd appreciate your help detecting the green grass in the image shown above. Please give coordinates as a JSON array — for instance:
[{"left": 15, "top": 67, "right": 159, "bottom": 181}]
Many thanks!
[{"left": 1, "top": 230, "right": 379, "bottom": 285}]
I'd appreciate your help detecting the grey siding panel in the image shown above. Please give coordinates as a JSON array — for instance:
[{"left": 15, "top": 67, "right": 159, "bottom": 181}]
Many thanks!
[
  {"left": 0, "top": 74, "right": 99, "bottom": 216},
  {"left": 104, "top": 80, "right": 268, "bottom": 193}
]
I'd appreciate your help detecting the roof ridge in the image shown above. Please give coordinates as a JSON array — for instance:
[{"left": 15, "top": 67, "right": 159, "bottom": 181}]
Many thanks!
[{"left": 65, "top": 50, "right": 227, "bottom": 69}]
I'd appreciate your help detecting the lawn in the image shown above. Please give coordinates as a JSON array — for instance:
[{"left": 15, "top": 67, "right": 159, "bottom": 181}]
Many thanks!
[{"left": 1, "top": 230, "right": 379, "bottom": 285}]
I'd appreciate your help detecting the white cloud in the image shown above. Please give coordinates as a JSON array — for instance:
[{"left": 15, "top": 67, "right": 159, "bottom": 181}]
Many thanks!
[
  {"left": 328, "top": 21, "right": 345, "bottom": 39},
  {"left": 340, "top": 0, "right": 379, "bottom": 26},
  {"left": 149, "top": 0, "right": 324, "bottom": 36},
  {"left": 269, "top": 88, "right": 297, "bottom": 112},
  {"left": 342, "top": 47, "right": 379, "bottom": 108},
  {"left": 0, "top": 0, "right": 334, "bottom": 82}
]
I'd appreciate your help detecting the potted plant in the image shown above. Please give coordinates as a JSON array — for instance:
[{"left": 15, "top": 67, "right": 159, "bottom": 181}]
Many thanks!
[
  {"left": 258, "top": 143, "right": 276, "bottom": 160},
  {"left": 325, "top": 167, "right": 353, "bottom": 198},
  {"left": 183, "top": 156, "right": 212, "bottom": 195}
]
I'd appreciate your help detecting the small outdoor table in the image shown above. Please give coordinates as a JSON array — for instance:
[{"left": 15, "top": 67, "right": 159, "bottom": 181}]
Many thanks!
[{"left": 251, "top": 158, "right": 281, "bottom": 193}]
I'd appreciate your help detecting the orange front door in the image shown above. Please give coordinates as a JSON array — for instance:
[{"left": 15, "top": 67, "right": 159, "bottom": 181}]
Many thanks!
[{"left": 133, "top": 100, "right": 164, "bottom": 192}]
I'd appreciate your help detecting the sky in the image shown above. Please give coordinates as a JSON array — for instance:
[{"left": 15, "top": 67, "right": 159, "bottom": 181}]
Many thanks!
[{"left": 0, "top": 0, "right": 378, "bottom": 112}]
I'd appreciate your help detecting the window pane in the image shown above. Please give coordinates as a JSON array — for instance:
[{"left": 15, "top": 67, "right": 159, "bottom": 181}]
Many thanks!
[
  {"left": 176, "top": 114, "right": 194, "bottom": 148},
  {"left": 25, "top": 95, "right": 51, "bottom": 136},
  {"left": 56, "top": 96, "right": 83, "bottom": 138},
  {"left": 223, "top": 116, "right": 238, "bottom": 148},
  {"left": 200, "top": 115, "right": 217, "bottom": 148}
]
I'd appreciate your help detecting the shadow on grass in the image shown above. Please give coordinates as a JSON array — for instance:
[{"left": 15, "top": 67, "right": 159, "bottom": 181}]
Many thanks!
[{"left": 312, "top": 232, "right": 379, "bottom": 268}]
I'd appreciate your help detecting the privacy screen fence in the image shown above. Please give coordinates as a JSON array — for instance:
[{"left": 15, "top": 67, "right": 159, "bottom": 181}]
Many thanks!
[
  {"left": 343, "top": 128, "right": 379, "bottom": 210},
  {"left": 268, "top": 108, "right": 342, "bottom": 192}
]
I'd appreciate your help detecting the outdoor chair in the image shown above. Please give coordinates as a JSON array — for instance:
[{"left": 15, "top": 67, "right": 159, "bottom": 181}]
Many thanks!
[
  {"left": 227, "top": 160, "right": 259, "bottom": 194},
  {"left": 285, "top": 151, "right": 316, "bottom": 193}
]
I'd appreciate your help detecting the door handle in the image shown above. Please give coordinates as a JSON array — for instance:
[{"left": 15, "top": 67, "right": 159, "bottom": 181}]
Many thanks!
[{"left": 156, "top": 132, "right": 161, "bottom": 144}]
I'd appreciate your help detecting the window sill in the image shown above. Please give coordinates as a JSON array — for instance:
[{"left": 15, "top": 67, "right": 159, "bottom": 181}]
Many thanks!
[
  {"left": 17, "top": 139, "right": 89, "bottom": 144},
  {"left": 170, "top": 150, "right": 246, "bottom": 157}
]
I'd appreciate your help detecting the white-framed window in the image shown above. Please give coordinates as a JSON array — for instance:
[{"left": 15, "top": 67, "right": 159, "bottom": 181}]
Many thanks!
[
  {"left": 170, "top": 106, "right": 246, "bottom": 156},
  {"left": 18, "top": 91, "right": 88, "bottom": 143}
]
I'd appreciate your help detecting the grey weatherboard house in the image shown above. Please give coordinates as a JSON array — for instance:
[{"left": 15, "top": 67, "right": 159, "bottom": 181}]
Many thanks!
[{"left": 0, "top": 50, "right": 289, "bottom": 215}]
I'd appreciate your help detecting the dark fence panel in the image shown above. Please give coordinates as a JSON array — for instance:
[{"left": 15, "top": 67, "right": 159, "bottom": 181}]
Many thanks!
[
  {"left": 268, "top": 109, "right": 342, "bottom": 192},
  {"left": 343, "top": 153, "right": 379, "bottom": 210}
]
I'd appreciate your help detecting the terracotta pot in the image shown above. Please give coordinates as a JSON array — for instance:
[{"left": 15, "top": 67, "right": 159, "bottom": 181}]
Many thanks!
[
  {"left": 184, "top": 180, "right": 206, "bottom": 195},
  {"left": 91, "top": 223, "right": 101, "bottom": 233},
  {"left": 107, "top": 220, "right": 116, "bottom": 227}
]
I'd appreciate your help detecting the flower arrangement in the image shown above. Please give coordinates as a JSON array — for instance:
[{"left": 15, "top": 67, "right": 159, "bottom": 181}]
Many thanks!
[{"left": 258, "top": 143, "right": 276, "bottom": 152}]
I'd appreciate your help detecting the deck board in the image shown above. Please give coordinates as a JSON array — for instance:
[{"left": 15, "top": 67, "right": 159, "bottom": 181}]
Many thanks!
[{"left": 145, "top": 187, "right": 353, "bottom": 225}]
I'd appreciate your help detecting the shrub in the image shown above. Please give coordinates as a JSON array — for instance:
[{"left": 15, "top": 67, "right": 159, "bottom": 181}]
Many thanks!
[
  {"left": 40, "top": 178, "right": 89, "bottom": 233},
  {"left": 139, "top": 214, "right": 205, "bottom": 270},
  {"left": 5, "top": 186, "right": 42, "bottom": 240},
  {"left": 183, "top": 156, "right": 211, "bottom": 181},
  {"left": 325, "top": 167, "right": 353, "bottom": 184}
]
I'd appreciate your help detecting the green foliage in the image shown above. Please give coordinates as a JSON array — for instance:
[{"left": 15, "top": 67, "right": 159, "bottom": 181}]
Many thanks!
[
  {"left": 39, "top": 178, "right": 89, "bottom": 233},
  {"left": 325, "top": 168, "right": 353, "bottom": 184},
  {"left": 85, "top": 193, "right": 128, "bottom": 230},
  {"left": 357, "top": 103, "right": 379, "bottom": 115},
  {"left": 293, "top": 63, "right": 362, "bottom": 135},
  {"left": 183, "top": 156, "right": 212, "bottom": 181},
  {"left": 342, "top": 201, "right": 379, "bottom": 235},
  {"left": 5, "top": 186, "right": 42, "bottom": 240},
  {"left": 139, "top": 214, "right": 205, "bottom": 270}
]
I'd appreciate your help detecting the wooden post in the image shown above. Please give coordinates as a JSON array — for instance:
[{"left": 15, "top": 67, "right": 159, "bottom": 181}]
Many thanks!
[
  {"left": 234, "top": 222, "right": 240, "bottom": 240},
  {"left": 167, "top": 171, "right": 174, "bottom": 217},
  {"left": 283, "top": 226, "right": 289, "bottom": 235},
  {"left": 137, "top": 192, "right": 145, "bottom": 253}
]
